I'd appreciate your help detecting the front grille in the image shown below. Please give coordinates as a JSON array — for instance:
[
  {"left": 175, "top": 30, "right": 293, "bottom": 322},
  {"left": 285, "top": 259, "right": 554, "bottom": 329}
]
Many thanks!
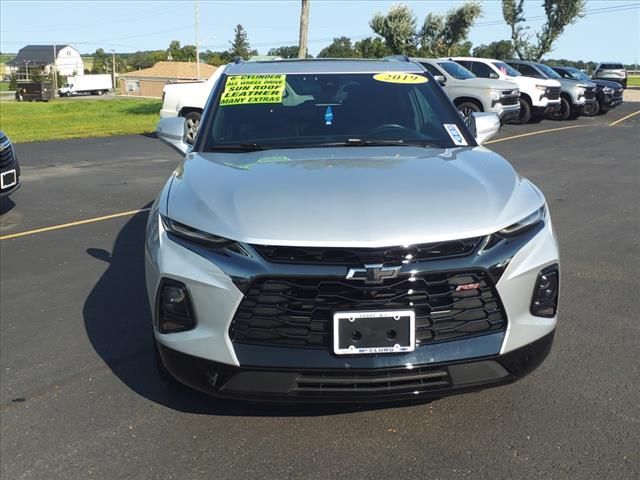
[
  {"left": 545, "top": 87, "right": 561, "bottom": 100},
  {"left": 230, "top": 270, "right": 506, "bottom": 349},
  {"left": 252, "top": 237, "right": 482, "bottom": 265},
  {"left": 500, "top": 96, "right": 519, "bottom": 106},
  {"left": 0, "top": 136, "right": 15, "bottom": 170},
  {"left": 614, "top": 88, "right": 623, "bottom": 98},
  {"left": 584, "top": 87, "right": 596, "bottom": 100},
  {"left": 293, "top": 367, "right": 450, "bottom": 395}
]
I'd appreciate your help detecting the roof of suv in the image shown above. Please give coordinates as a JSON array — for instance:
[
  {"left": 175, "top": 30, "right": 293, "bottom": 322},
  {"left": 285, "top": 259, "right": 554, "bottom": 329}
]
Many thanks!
[{"left": 224, "top": 58, "right": 425, "bottom": 75}]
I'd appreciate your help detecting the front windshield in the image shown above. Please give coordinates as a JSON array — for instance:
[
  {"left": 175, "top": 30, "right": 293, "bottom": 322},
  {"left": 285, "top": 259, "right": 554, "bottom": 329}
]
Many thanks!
[
  {"left": 437, "top": 61, "right": 475, "bottom": 80},
  {"left": 564, "top": 67, "right": 589, "bottom": 81},
  {"left": 537, "top": 63, "right": 561, "bottom": 79},
  {"left": 205, "top": 72, "right": 470, "bottom": 151},
  {"left": 493, "top": 62, "right": 520, "bottom": 77}
]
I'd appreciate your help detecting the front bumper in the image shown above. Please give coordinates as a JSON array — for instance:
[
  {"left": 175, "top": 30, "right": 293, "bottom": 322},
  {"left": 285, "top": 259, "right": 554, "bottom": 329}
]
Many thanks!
[
  {"left": 0, "top": 181, "right": 21, "bottom": 198},
  {"left": 158, "top": 330, "right": 555, "bottom": 403},
  {"left": 493, "top": 103, "right": 520, "bottom": 122},
  {"left": 600, "top": 93, "right": 623, "bottom": 109},
  {"left": 145, "top": 194, "right": 560, "bottom": 402},
  {"left": 533, "top": 102, "right": 561, "bottom": 115}
]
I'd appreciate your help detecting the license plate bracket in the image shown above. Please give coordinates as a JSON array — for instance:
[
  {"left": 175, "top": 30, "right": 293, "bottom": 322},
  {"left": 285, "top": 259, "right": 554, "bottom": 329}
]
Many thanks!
[
  {"left": 0, "top": 169, "right": 17, "bottom": 189},
  {"left": 333, "top": 310, "right": 415, "bottom": 355}
]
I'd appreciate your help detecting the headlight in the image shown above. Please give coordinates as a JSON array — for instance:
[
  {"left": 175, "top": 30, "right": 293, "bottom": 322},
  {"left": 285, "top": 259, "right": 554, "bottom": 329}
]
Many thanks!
[
  {"left": 576, "top": 85, "right": 586, "bottom": 95},
  {"left": 161, "top": 215, "right": 249, "bottom": 255},
  {"left": 535, "top": 84, "right": 547, "bottom": 91},
  {"left": 603, "top": 86, "right": 613, "bottom": 93},
  {"left": 498, "top": 206, "right": 546, "bottom": 237},
  {"left": 489, "top": 89, "right": 501, "bottom": 100}
]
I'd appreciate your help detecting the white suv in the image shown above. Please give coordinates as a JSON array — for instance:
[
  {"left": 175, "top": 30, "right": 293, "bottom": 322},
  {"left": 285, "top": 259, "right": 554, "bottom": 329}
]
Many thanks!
[
  {"left": 413, "top": 58, "right": 520, "bottom": 123},
  {"left": 452, "top": 57, "right": 561, "bottom": 124}
]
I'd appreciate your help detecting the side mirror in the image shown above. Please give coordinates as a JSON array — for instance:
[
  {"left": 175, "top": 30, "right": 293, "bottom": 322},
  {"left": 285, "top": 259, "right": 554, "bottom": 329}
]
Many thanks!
[
  {"left": 156, "top": 117, "right": 190, "bottom": 155},
  {"left": 434, "top": 75, "right": 446, "bottom": 85},
  {"left": 469, "top": 112, "right": 500, "bottom": 145},
  {"left": 489, "top": 72, "right": 499, "bottom": 79}
]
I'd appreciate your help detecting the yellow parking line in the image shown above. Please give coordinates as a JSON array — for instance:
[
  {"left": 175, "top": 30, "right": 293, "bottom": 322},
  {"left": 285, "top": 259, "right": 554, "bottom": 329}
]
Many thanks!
[
  {"left": 0, "top": 208, "right": 150, "bottom": 241},
  {"left": 609, "top": 110, "right": 640, "bottom": 126},
  {"left": 485, "top": 124, "right": 592, "bottom": 145}
]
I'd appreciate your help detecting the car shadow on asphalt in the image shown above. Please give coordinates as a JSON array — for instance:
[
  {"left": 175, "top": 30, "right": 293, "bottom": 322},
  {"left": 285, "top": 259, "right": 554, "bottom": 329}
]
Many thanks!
[
  {"left": 0, "top": 196, "right": 16, "bottom": 215},
  {"left": 83, "top": 207, "right": 431, "bottom": 417}
]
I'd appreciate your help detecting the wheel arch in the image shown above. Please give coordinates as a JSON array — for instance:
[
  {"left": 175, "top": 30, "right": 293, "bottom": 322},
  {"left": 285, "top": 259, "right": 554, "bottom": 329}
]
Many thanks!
[
  {"left": 453, "top": 96, "right": 484, "bottom": 111},
  {"left": 179, "top": 106, "right": 203, "bottom": 117}
]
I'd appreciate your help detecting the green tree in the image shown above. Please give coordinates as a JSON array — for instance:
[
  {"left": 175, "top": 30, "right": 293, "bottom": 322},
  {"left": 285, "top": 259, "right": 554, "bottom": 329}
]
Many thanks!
[
  {"left": 502, "top": 0, "right": 530, "bottom": 59},
  {"left": 91, "top": 48, "right": 108, "bottom": 73},
  {"left": 167, "top": 40, "right": 183, "bottom": 61},
  {"left": 202, "top": 50, "right": 232, "bottom": 66},
  {"left": 317, "top": 37, "right": 358, "bottom": 58},
  {"left": 502, "top": 0, "right": 586, "bottom": 61},
  {"left": 267, "top": 46, "right": 304, "bottom": 58},
  {"left": 229, "top": 24, "right": 252, "bottom": 60},
  {"left": 370, "top": 4, "right": 418, "bottom": 55},
  {"left": 533, "top": 0, "right": 586, "bottom": 61},
  {"left": 354, "top": 37, "right": 390, "bottom": 58},
  {"left": 418, "top": 2, "right": 483, "bottom": 56},
  {"left": 371, "top": 2, "right": 482, "bottom": 57},
  {"left": 472, "top": 40, "right": 515, "bottom": 59}
]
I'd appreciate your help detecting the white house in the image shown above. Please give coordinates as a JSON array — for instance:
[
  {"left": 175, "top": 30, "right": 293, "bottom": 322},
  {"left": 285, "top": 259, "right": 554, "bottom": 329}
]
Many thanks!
[{"left": 7, "top": 45, "right": 84, "bottom": 78}]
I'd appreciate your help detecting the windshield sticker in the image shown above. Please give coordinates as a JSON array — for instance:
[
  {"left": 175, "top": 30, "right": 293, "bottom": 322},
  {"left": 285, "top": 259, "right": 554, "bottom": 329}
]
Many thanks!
[
  {"left": 443, "top": 124, "right": 467, "bottom": 146},
  {"left": 220, "top": 74, "right": 286, "bottom": 106},
  {"left": 324, "top": 106, "right": 334, "bottom": 125},
  {"left": 373, "top": 72, "right": 428, "bottom": 84}
]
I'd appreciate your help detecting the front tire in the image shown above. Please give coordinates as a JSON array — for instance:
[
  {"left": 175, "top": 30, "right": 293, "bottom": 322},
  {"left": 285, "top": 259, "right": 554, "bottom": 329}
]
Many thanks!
[
  {"left": 548, "top": 96, "right": 571, "bottom": 121},
  {"left": 184, "top": 111, "right": 201, "bottom": 144},
  {"left": 510, "top": 97, "right": 532, "bottom": 125},
  {"left": 456, "top": 101, "right": 481, "bottom": 122},
  {"left": 583, "top": 100, "right": 600, "bottom": 116}
]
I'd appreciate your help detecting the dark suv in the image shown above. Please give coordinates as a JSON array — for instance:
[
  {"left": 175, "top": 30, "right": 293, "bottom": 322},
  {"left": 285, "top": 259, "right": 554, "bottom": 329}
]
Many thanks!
[
  {"left": 551, "top": 66, "right": 623, "bottom": 116},
  {"left": 0, "top": 131, "right": 21, "bottom": 198}
]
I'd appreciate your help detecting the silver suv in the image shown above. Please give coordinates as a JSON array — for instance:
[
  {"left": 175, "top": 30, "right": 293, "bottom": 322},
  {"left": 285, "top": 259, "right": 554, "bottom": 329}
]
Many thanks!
[
  {"left": 150, "top": 59, "right": 559, "bottom": 403},
  {"left": 593, "top": 63, "right": 627, "bottom": 89}
]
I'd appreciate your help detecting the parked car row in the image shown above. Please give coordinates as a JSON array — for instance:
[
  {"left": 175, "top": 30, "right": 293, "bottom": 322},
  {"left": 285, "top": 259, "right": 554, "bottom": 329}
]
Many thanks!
[
  {"left": 421, "top": 57, "right": 624, "bottom": 124},
  {"left": 159, "top": 57, "right": 627, "bottom": 143}
]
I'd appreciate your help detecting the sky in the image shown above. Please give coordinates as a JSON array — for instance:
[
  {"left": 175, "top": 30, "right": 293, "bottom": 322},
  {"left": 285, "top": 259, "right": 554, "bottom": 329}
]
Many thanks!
[{"left": 1, "top": 0, "right": 639, "bottom": 64}]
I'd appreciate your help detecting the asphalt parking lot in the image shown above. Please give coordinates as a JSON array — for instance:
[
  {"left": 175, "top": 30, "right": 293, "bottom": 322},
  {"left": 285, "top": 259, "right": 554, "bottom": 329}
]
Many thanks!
[{"left": 1, "top": 105, "right": 639, "bottom": 479}]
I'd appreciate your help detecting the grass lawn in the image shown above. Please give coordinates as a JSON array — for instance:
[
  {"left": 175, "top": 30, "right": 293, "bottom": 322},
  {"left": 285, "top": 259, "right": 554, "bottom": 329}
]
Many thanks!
[
  {"left": 0, "top": 82, "right": 9, "bottom": 92},
  {"left": 627, "top": 76, "right": 640, "bottom": 87},
  {"left": 0, "top": 97, "right": 162, "bottom": 143}
]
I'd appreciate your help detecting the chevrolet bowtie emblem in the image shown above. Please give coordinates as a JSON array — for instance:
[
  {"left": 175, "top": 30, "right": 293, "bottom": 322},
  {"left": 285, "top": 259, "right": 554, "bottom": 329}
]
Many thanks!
[{"left": 346, "top": 264, "right": 402, "bottom": 284}]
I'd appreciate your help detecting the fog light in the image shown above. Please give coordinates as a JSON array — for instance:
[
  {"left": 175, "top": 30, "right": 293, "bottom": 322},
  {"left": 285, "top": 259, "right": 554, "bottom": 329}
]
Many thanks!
[
  {"left": 531, "top": 264, "right": 559, "bottom": 317},
  {"left": 157, "top": 279, "right": 196, "bottom": 333}
]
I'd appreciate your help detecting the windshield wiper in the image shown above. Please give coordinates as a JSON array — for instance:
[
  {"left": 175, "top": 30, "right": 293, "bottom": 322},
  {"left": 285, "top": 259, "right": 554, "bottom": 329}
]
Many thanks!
[
  {"left": 209, "top": 143, "right": 267, "bottom": 152},
  {"left": 344, "top": 138, "right": 437, "bottom": 148}
]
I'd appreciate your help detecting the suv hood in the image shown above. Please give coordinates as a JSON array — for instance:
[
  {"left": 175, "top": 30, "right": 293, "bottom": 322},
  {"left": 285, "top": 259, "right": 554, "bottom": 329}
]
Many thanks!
[
  {"left": 166, "top": 147, "right": 544, "bottom": 247},
  {"left": 462, "top": 77, "right": 519, "bottom": 91},
  {"left": 507, "top": 75, "right": 560, "bottom": 89},
  {"left": 556, "top": 77, "right": 596, "bottom": 88}
]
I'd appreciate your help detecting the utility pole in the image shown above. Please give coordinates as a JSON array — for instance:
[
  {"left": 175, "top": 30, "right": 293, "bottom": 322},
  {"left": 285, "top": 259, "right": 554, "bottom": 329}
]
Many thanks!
[
  {"left": 298, "top": 0, "right": 310, "bottom": 59},
  {"left": 52, "top": 43, "right": 58, "bottom": 98},
  {"left": 111, "top": 49, "right": 116, "bottom": 91},
  {"left": 195, "top": 0, "right": 200, "bottom": 80}
]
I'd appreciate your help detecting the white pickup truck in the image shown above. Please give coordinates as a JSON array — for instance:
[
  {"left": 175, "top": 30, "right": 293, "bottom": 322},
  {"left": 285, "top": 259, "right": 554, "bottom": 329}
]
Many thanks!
[
  {"left": 413, "top": 58, "right": 520, "bottom": 123},
  {"left": 451, "top": 57, "right": 562, "bottom": 124},
  {"left": 159, "top": 67, "right": 225, "bottom": 143}
]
